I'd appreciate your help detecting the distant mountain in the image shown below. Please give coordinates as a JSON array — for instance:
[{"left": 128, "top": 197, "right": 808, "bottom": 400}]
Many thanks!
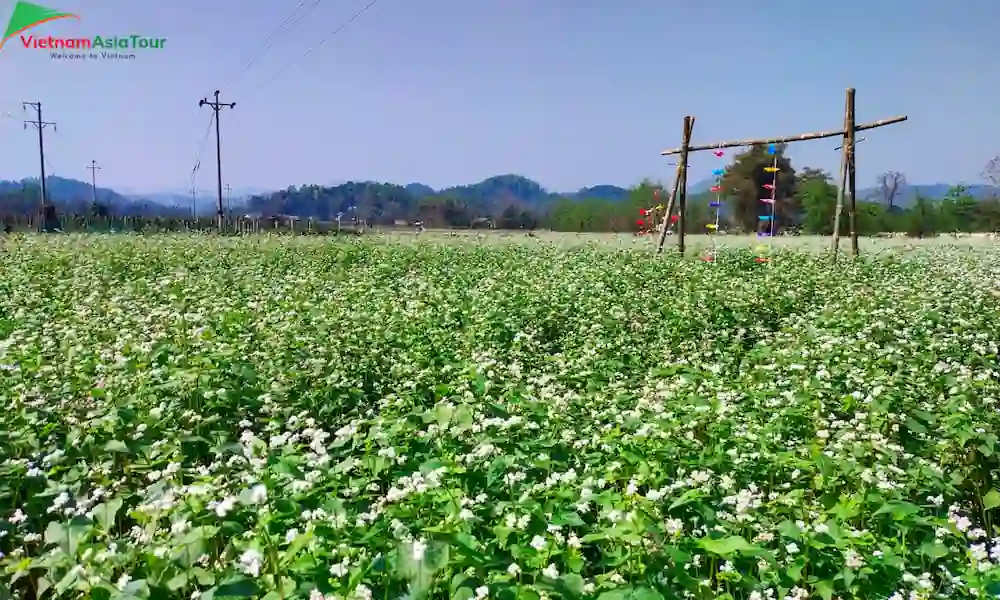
[
  {"left": 3, "top": 174, "right": 997, "bottom": 221},
  {"left": 569, "top": 185, "right": 630, "bottom": 201},
  {"left": 858, "top": 183, "right": 999, "bottom": 206},
  {"left": 404, "top": 183, "right": 435, "bottom": 198}
]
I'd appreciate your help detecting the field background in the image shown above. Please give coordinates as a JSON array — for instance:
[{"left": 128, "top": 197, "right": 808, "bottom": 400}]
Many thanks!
[{"left": 2, "top": 233, "right": 1000, "bottom": 600}]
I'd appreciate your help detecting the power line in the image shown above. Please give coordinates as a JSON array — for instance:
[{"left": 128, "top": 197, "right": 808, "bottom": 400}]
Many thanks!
[
  {"left": 223, "top": 0, "right": 331, "bottom": 90},
  {"left": 190, "top": 112, "right": 215, "bottom": 187},
  {"left": 246, "top": 0, "right": 381, "bottom": 100}
]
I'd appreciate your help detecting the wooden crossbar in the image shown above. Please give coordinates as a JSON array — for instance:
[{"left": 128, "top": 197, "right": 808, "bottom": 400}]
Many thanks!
[{"left": 660, "top": 115, "right": 907, "bottom": 156}]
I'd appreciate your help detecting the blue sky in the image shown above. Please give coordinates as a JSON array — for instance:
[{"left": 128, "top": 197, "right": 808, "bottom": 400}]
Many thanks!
[{"left": 0, "top": 0, "right": 997, "bottom": 194}]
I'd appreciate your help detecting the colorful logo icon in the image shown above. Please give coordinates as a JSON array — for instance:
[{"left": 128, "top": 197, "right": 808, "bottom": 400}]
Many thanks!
[{"left": 1, "top": 1, "right": 78, "bottom": 51}]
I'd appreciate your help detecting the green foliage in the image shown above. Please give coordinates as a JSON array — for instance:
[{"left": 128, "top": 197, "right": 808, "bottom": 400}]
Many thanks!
[
  {"left": 797, "top": 168, "right": 840, "bottom": 235},
  {"left": 719, "top": 144, "right": 797, "bottom": 232},
  {"left": 3, "top": 236, "right": 1000, "bottom": 598}
]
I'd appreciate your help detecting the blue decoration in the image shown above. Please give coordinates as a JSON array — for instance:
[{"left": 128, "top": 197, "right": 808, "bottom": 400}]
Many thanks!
[
  {"left": 757, "top": 232, "right": 771, "bottom": 237},
  {"left": 709, "top": 201, "right": 721, "bottom": 207},
  {"left": 712, "top": 168, "right": 724, "bottom": 176},
  {"left": 767, "top": 144, "right": 776, "bottom": 154},
  {"left": 759, "top": 215, "right": 772, "bottom": 221}
]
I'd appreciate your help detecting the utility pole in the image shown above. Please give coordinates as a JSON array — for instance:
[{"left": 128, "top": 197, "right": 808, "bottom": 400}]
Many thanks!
[
  {"left": 225, "top": 183, "right": 232, "bottom": 216},
  {"left": 22, "top": 102, "right": 56, "bottom": 230},
  {"left": 87, "top": 160, "right": 101, "bottom": 206},
  {"left": 198, "top": 90, "right": 235, "bottom": 232}
]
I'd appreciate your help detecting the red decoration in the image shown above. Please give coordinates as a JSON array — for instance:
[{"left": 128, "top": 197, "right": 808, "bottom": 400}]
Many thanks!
[
  {"left": 713, "top": 150, "right": 724, "bottom": 157},
  {"left": 670, "top": 215, "right": 678, "bottom": 223},
  {"left": 636, "top": 219, "right": 644, "bottom": 225},
  {"left": 755, "top": 257, "right": 769, "bottom": 263},
  {"left": 710, "top": 186, "right": 722, "bottom": 192}
]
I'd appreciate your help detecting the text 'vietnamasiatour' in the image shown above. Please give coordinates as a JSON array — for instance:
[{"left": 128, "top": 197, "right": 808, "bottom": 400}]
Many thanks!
[{"left": 18, "top": 34, "right": 167, "bottom": 50}]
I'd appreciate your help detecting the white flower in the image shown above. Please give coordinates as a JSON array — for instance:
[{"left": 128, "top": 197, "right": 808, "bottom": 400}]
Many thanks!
[
  {"left": 238, "top": 549, "right": 263, "bottom": 577},
  {"left": 507, "top": 563, "right": 521, "bottom": 576},
  {"left": 411, "top": 538, "right": 427, "bottom": 562},
  {"left": 542, "top": 563, "right": 559, "bottom": 579},
  {"left": 530, "top": 535, "right": 547, "bottom": 551},
  {"left": 116, "top": 574, "right": 130, "bottom": 590},
  {"left": 247, "top": 484, "right": 267, "bottom": 505},
  {"left": 785, "top": 543, "right": 800, "bottom": 554},
  {"left": 474, "top": 586, "right": 489, "bottom": 600}
]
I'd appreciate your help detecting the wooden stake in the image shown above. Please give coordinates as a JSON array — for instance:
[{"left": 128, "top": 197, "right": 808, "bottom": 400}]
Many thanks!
[
  {"left": 676, "top": 116, "right": 694, "bottom": 256},
  {"left": 656, "top": 115, "right": 694, "bottom": 254},
  {"left": 660, "top": 115, "right": 906, "bottom": 156},
  {"left": 831, "top": 89, "right": 851, "bottom": 259},
  {"left": 846, "top": 89, "right": 859, "bottom": 257}
]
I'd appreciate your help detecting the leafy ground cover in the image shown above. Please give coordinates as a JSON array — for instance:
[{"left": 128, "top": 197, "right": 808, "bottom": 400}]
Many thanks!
[{"left": 2, "top": 234, "right": 1000, "bottom": 600}]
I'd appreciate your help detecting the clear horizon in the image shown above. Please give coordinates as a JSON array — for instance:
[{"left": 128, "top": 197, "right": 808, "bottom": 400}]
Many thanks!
[{"left": 1, "top": 0, "right": 997, "bottom": 194}]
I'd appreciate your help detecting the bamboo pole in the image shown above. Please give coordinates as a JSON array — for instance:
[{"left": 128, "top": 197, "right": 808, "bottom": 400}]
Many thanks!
[
  {"left": 831, "top": 89, "right": 851, "bottom": 259},
  {"left": 676, "top": 117, "right": 694, "bottom": 256},
  {"left": 660, "top": 115, "right": 907, "bottom": 156},
  {"left": 656, "top": 116, "right": 694, "bottom": 254},
  {"left": 846, "top": 89, "right": 859, "bottom": 257}
]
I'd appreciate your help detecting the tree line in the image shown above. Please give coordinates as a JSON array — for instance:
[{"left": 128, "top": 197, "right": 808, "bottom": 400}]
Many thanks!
[{"left": 2, "top": 149, "right": 1000, "bottom": 235}]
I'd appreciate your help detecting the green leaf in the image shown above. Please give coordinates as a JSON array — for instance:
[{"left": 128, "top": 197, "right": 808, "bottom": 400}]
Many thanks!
[
  {"left": 561, "top": 574, "right": 585, "bottom": 596},
  {"left": 814, "top": 580, "right": 835, "bottom": 600},
  {"left": 596, "top": 587, "right": 664, "bottom": 600},
  {"left": 44, "top": 516, "right": 93, "bottom": 556},
  {"left": 91, "top": 497, "right": 123, "bottom": 532},
  {"left": 873, "top": 501, "right": 920, "bottom": 521},
  {"left": 698, "top": 535, "right": 755, "bottom": 557},
  {"left": 841, "top": 568, "right": 855, "bottom": 588},
  {"left": 397, "top": 540, "right": 450, "bottom": 600},
  {"left": 919, "top": 541, "right": 949, "bottom": 560},
  {"left": 103, "top": 440, "right": 129, "bottom": 453},
  {"left": 777, "top": 520, "right": 801, "bottom": 539},
  {"left": 668, "top": 489, "right": 703, "bottom": 510},
  {"left": 213, "top": 578, "right": 259, "bottom": 598},
  {"left": 453, "top": 588, "right": 475, "bottom": 600},
  {"left": 984, "top": 489, "right": 1000, "bottom": 511}
]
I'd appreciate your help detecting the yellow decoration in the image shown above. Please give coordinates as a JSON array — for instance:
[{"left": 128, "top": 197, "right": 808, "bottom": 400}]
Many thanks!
[
  {"left": 705, "top": 223, "right": 717, "bottom": 230},
  {"left": 764, "top": 167, "right": 779, "bottom": 173}
]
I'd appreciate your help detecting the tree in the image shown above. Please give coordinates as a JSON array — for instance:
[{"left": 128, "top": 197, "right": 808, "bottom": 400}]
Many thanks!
[
  {"left": 983, "top": 156, "right": 1000, "bottom": 186},
  {"left": 938, "top": 185, "right": 979, "bottom": 232},
  {"left": 904, "top": 194, "right": 938, "bottom": 238},
  {"left": 796, "top": 168, "right": 839, "bottom": 235},
  {"left": 874, "top": 171, "right": 907, "bottom": 212},
  {"left": 719, "top": 144, "right": 797, "bottom": 233}
]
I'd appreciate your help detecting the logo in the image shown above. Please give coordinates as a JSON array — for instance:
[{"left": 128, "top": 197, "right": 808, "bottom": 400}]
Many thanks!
[
  {"left": 1, "top": 0, "right": 166, "bottom": 60},
  {"left": 1, "top": 1, "right": 76, "bottom": 50}
]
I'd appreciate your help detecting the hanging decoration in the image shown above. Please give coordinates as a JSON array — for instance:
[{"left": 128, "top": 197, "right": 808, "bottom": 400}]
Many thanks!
[
  {"left": 635, "top": 188, "right": 666, "bottom": 236},
  {"left": 755, "top": 143, "right": 779, "bottom": 263},
  {"left": 702, "top": 154, "right": 725, "bottom": 262}
]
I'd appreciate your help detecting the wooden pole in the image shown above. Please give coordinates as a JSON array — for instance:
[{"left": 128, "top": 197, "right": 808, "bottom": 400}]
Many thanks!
[
  {"left": 831, "top": 88, "right": 851, "bottom": 259},
  {"left": 656, "top": 115, "right": 694, "bottom": 254},
  {"left": 677, "top": 117, "right": 694, "bottom": 256},
  {"left": 845, "top": 88, "right": 859, "bottom": 257},
  {"left": 660, "top": 115, "right": 906, "bottom": 156}
]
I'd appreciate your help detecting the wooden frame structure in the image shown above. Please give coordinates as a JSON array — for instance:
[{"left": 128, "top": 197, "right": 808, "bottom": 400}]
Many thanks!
[{"left": 655, "top": 88, "right": 907, "bottom": 258}]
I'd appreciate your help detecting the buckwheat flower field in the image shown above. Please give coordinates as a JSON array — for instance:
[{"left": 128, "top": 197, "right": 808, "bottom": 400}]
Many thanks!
[{"left": 3, "top": 234, "right": 1000, "bottom": 600}]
